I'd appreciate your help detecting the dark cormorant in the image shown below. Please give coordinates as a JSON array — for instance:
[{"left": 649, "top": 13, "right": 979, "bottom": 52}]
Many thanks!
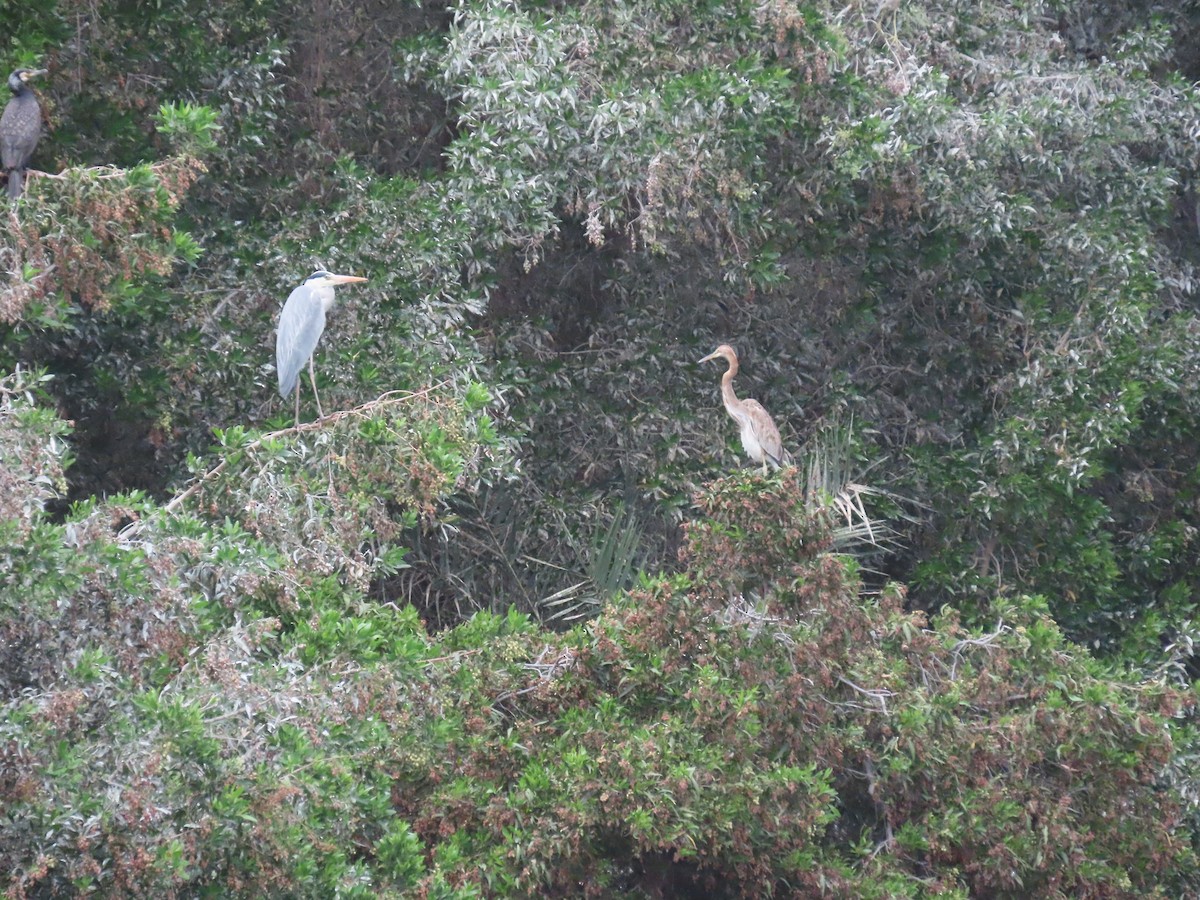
[{"left": 1, "top": 68, "right": 47, "bottom": 199}]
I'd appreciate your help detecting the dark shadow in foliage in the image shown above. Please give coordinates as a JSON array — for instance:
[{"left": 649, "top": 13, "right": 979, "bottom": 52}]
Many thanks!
[{"left": 485, "top": 214, "right": 624, "bottom": 351}]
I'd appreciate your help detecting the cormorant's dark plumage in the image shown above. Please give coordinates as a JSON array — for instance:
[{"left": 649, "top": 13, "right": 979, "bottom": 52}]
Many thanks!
[{"left": 1, "top": 68, "right": 47, "bottom": 199}]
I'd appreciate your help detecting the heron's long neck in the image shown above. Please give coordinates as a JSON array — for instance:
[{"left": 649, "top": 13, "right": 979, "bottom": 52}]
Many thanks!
[
  {"left": 319, "top": 286, "right": 337, "bottom": 312},
  {"left": 720, "top": 363, "right": 743, "bottom": 419}
]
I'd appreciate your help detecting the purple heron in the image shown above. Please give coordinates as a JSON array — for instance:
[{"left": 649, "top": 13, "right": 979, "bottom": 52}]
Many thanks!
[{"left": 699, "top": 344, "right": 787, "bottom": 473}]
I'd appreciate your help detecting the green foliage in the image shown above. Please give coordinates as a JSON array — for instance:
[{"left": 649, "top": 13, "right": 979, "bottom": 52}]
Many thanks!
[
  {"left": 4, "top": 0, "right": 1200, "bottom": 895},
  {"left": 0, "top": 375, "right": 498, "bottom": 895},
  {"left": 0, "top": 369, "right": 71, "bottom": 540},
  {"left": 0, "top": 155, "right": 204, "bottom": 327},
  {"left": 787, "top": 1, "right": 1200, "bottom": 659},
  {"left": 6, "top": 379, "right": 1193, "bottom": 895},
  {"left": 155, "top": 102, "right": 221, "bottom": 156}
]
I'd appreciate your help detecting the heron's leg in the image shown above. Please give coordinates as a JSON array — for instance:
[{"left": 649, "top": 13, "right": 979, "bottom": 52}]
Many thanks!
[
  {"left": 294, "top": 382, "right": 301, "bottom": 427},
  {"left": 308, "top": 356, "right": 324, "bottom": 419}
]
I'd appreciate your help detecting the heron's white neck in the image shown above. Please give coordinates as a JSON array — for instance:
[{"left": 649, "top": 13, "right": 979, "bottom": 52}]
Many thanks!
[{"left": 316, "top": 284, "right": 338, "bottom": 312}]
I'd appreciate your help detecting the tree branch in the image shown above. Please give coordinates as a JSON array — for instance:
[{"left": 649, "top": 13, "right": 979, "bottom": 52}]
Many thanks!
[{"left": 119, "top": 385, "right": 447, "bottom": 539}]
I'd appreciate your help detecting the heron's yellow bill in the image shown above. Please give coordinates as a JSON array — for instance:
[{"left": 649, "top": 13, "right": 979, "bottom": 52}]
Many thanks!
[
  {"left": 327, "top": 273, "right": 368, "bottom": 284},
  {"left": 698, "top": 344, "right": 737, "bottom": 365}
]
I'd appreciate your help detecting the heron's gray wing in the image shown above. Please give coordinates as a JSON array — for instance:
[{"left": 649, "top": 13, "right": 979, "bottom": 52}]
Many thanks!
[{"left": 276, "top": 284, "right": 326, "bottom": 398}]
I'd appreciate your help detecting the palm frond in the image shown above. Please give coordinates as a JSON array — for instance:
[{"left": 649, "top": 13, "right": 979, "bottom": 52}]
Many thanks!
[{"left": 541, "top": 504, "right": 643, "bottom": 623}]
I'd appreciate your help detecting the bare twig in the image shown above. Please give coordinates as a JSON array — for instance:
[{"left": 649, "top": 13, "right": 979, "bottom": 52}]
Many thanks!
[
  {"left": 949, "top": 620, "right": 1009, "bottom": 681},
  {"left": 495, "top": 645, "right": 578, "bottom": 702},
  {"left": 27, "top": 159, "right": 184, "bottom": 183},
  {"left": 864, "top": 754, "right": 895, "bottom": 859},
  {"left": 423, "top": 648, "right": 483, "bottom": 666},
  {"left": 836, "top": 675, "right": 894, "bottom": 713},
  {"left": 199, "top": 289, "right": 245, "bottom": 340}
]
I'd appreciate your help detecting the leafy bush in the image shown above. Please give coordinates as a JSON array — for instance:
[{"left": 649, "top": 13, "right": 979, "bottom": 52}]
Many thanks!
[
  {"left": 4, "top": 384, "right": 1192, "bottom": 896},
  {"left": 4, "top": 0, "right": 1200, "bottom": 895},
  {"left": 0, "top": 373, "right": 498, "bottom": 896}
]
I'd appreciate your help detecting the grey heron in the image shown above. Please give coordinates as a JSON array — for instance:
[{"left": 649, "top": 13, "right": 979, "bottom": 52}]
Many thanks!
[
  {"left": 2, "top": 68, "right": 47, "bottom": 199},
  {"left": 699, "top": 344, "right": 787, "bottom": 474},
  {"left": 276, "top": 269, "right": 368, "bottom": 424}
]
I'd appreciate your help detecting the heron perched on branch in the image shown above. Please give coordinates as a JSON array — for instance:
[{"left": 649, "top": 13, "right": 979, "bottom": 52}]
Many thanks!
[
  {"left": 2, "top": 68, "right": 47, "bottom": 199},
  {"left": 699, "top": 344, "right": 788, "bottom": 473},
  {"left": 276, "top": 269, "right": 368, "bottom": 424}
]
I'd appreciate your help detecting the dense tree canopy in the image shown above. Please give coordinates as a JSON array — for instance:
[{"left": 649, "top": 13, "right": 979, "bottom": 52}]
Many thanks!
[{"left": 3, "top": 0, "right": 1200, "bottom": 895}]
